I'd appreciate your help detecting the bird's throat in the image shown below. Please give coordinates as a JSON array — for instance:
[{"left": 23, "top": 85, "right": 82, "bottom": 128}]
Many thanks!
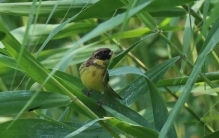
[{"left": 93, "top": 59, "right": 108, "bottom": 66}]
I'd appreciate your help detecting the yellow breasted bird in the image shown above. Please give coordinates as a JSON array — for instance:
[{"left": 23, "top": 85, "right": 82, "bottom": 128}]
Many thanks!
[{"left": 79, "top": 48, "right": 123, "bottom": 102}]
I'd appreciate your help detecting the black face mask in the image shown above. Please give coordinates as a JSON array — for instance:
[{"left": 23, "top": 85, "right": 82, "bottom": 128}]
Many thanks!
[{"left": 94, "top": 49, "right": 112, "bottom": 60}]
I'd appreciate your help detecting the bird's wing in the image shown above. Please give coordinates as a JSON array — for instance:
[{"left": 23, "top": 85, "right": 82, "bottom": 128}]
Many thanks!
[
  {"left": 79, "top": 62, "right": 86, "bottom": 75},
  {"left": 79, "top": 58, "right": 93, "bottom": 74},
  {"left": 79, "top": 62, "right": 85, "bottom": 70},
  {"left": 103, "top": 69, "right": 123, "bottom": 100}
]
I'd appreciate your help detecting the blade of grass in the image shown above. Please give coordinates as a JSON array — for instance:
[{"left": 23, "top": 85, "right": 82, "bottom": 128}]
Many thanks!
[
  {"left": 106, "top": 117, "right": 159, "bottom": 138},
  {"left": 63, "top": 118, "right": 108, "bottom": 138},
  {"left": 146, "top": 79, "right": 177, "bottom": 138},
  {"left": 0, "top": 91, "right": 71, "bottom": 116},
  {"left": 120, "top": 56, "right": 180, "bottom": 105},
  {"left": 0, "top": 54, "right": 22, "bottom": 71}
]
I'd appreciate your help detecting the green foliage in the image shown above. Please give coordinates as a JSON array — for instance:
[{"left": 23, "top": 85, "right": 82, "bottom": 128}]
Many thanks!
[
  {"left": 0, "top": 0, "right": 219, "bottom": 138},
  {"left": 0, "top": 91, "right": 71, "bottom": 116}
]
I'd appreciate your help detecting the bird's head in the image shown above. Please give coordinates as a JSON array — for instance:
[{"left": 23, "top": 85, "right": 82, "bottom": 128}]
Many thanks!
[
  {"left": 93, "top": 48, "right": 113, "bottom": 60},
  {"left": 92, "top": 48, "right": 113, "bottom": 65}
]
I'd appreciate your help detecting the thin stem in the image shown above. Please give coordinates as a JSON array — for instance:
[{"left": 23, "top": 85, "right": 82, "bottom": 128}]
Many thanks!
[
  {"left": 157, "top": 71, "right": 219, "bottom": 87},
  {"left": 182, "top": 5, "right": 203, "bottom": 27}
]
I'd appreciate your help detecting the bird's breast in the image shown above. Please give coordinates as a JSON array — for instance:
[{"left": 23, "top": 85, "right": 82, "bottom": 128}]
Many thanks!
[{"left": 80, "top": 65, "right": 106, "bottom": 92}]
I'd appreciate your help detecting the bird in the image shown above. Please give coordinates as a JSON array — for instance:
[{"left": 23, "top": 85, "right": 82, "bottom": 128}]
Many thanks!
[{"left": 79, "top": 48, "right": 123, "bottom": 104}]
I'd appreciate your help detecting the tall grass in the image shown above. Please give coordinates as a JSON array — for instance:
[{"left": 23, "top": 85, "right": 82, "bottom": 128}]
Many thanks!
[{"left": 0, "top": 0, "right": 219, "bottom": 138}]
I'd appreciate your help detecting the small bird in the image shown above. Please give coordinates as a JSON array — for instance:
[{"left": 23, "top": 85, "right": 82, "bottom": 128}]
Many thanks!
[{"left": 79, "top": 48, "right": 123, "bottom": 103}]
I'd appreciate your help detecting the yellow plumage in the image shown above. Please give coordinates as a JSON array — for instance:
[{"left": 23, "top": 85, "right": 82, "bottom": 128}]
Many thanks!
[
  {"left": 79, "top": 48, "right": 122, "bottom": 100},
  {"left": 80, "top": 61, "right": 106, "bottom": 93}
]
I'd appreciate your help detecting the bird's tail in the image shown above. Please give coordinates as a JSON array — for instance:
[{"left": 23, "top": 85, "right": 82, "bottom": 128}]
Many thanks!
[{"left": 106, "top": 85, "right": 123, "bottom": 100}]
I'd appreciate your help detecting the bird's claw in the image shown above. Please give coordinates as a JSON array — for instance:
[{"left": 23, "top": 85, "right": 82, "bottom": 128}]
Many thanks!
[{"left": 82, "top": 89, "right": 92, "bottom": 97}]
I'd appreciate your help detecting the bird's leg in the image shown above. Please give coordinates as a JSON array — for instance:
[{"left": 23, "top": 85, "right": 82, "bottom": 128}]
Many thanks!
[
  {"left": 86, "top": 89, "right": 92, "bottom": 97},
  {"left": 82, "top": 89, "right": 92, "bottom": 97},
  {"left": 97, "top": 92, "right": 104, "bottom": 109}
]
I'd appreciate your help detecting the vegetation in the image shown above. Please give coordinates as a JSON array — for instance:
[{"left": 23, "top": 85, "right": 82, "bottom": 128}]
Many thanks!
[{"left": 0, "top": 0, "right": 219, "bottom": 137}]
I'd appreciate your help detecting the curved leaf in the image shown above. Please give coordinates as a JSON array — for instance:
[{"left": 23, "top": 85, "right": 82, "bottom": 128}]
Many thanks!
[
  {"left": 109, "top": 66, "right": 145, "bottom": 76},
  {"left": 120, "top": 56, "right": 180, "bottom": 105},
  {"left": 106, "top": 117, "right": 159, "bottom": 138},
  {"left": 0, "top": 54, "right": 22, "bottom": 71},
  {"left": 63, "top": 118, "right": 107, "bottom": 138},
  {"left": 0, "top": 91, "right": 71, "bottom": 116},
  {"left": 146, "top": 79, "right": 177, "bottom": 137},
  {"left": 0, "top": 119, "right": 75, "bottom": 137}
]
